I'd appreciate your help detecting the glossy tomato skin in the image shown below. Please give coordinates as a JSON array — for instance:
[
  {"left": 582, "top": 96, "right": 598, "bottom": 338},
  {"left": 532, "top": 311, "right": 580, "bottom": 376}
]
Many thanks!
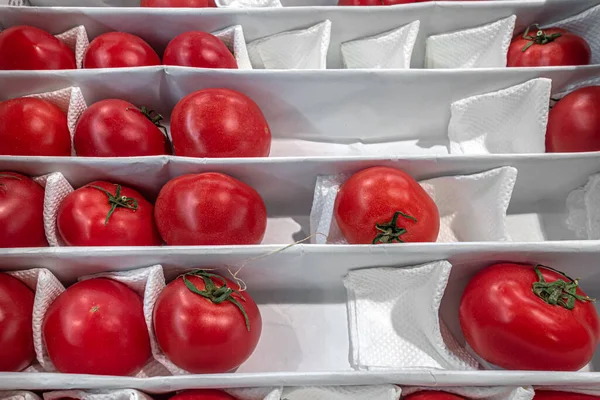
[
  {"left": 0, "top": 98, "right": 71, "bottom": 157},
  {"left": 546, "top": 86, "right": 600, "bottom": 153},
  {"left": 163, "top": 32, "right": 237, "bottom": 69},
  {"left": 403, "top": 392, "right": 466, "bottom": 400},
  {"left": 0, "top": 26, "right": 76, "bottom": 70},
  {"left": 507, "top": 27, "right": 591, "bottom": 67},
  {"left": 334, "top": 166, "right": 439, "bottom": 244},
  {"left": 154, "top": 173, "right": 267, "bottom": 245},
  {"left": 57, "top": 180, "right": 162, "bottom": 246},
  {"left": 0, "top": 273, "right": 35, "bottom": 372},
  {"left": 43, "top": 278, "right": 151, "bottom": 375},
  {"left": 170, "top": 391, "right": 237, "bottom": 400},
  {"left": 534, "top": 391, "right": 600, "bottom": 399},
  {"left": 170, "top": 89, "right": 271, "bottom": 158},
  {"left": 74, "top": 99, "right": 169, "bottom": 157},
  {"left": 140, "top": 0, "right": 216, "bottom": 6},
  {"left": 0, "top": 172, "right": 47, "bottom": 248},
  {"left": 460, "top": 263, "right": 600, "bottom": 371},
  {"left": 154, "top": 273, "right": 262, "bottom": 373},
  {"left": 83, "top": 32, "right": 161, "bottom": 69}
]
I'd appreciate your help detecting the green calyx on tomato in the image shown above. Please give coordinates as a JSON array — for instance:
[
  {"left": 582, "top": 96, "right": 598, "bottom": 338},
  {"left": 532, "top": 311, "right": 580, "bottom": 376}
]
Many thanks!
[
  {"left": 532, "top": 265, "right": 595, "bottom": 310},
  {"left": 87, "top": 184, "right": 139, "bottom": 225},
  {"left": 372, "top": 210, "right": 418, "bottom": 244},
  {"left": 521, "top": 24, "right": 563, "bottom": 52},
  {"left": 182, "top": 270, "right": 251, "bottom": 331},
  {"left": 134, "top": 106, "right": 173, "bottom": 153}
]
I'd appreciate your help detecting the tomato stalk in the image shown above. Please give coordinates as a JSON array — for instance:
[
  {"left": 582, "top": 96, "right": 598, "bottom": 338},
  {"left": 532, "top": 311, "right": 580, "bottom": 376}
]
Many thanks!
[
  {"left": 372, "top": 210, "right": 417, "bottom": 244},
  {"left": 521, "top": 24, "right": 563, "bottom": 52},
  {"left": 532, "top": 265, "right": 595, "bottom": 310},
  {"left": 132, "top": 106, "right": 173, "bottom": 153},
  {"left": 88, "top": 184, "right": 139, "bottom": 225},
  {"left": 182, "top": 270, "right": 251, "bottom": 331}
]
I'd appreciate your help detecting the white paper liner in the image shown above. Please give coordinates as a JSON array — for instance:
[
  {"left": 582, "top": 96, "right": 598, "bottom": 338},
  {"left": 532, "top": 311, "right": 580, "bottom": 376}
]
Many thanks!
[
  {"left": 216, "top": 0, "right": 281, "bottom": 7},
  {"left": 341, "top": 21, "right": 420, "bottom": 69},
  {"left": 402, "top": 387, "right": 535, "bottom": 400},
  {"left": 566, "top": 172, "right": 600, "bottom": 240},
  {"left": 425, "top": 15, "right": 516, "bottom": 69},
  {"left": 281, "top": 386, "right": 401, "bottom": 400},
  {"left": 33, "top": 172, "right": 74, "bottom": 247},
  {"left": 345, "top": 261, "right": 479, "bottom": 371},
  {"left": 212, "top": 25, "right": 253, "bottom": 70},
  {"left": 44, "top": 390, "right": 153, "bottom": 400},
  {"left": 247, "top": 20, "right": 331, "bottom": 69},
  {"left": 448, "top": 78, "right": 552, "bottom": 155},
  {"left": 310, "top": 167, "right": 517, "bottom": 244},
  {"left": 0, "top": 392, "right": 40, "bottom": 400}
]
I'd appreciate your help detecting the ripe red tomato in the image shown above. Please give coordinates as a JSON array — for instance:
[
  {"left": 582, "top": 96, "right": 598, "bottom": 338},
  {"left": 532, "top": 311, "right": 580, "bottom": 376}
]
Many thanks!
[
  {"left": 171, "top": 390, "right": 238, "bottom": 400},
  {"left": 0, "top": 26, "right": 76, "bottom": 70},
  {"left": 83, "top": 32, "right": 161, "bottom": 69},
  {"left": 74, "top": 99, "right": 169, "bottom": 157},
  {"left": 43, "top": 278, "right": 151, "bottom": 375},
  {"left": 403, "top": 392, "right": 466, "bottom": 400},
  {"left": 154, "top": 173, "right": 267, "bottom": 245},
  {"left": 546, "top": 86, "right": 600, "bottom": 153},
  {"left": 170, "top": 89, "right": 271, "bottom": 158},
  {"left": 140, "top": 0, "right": 216, "bottom": 6},
  {"left": 57, "top": 181, "right": 162, "bottom": 246},
  {"left": 0, "top": 172, "right": 47, "bottom": 248},
  {"left": 460, "top": 263, "right": 600, "bottom": 371},
  {"left": 0, "top": 273, "right": 35, "bottom": 372},
  {"left": 0, "top": 98, "right": 71, "bottom": 157},
  {"left": 163, "top": 32, "right": 237, "bottom": 69},
  {"left": 507, "top": 25, "right": 591, "bottom": 67},
  {"left": 154, "top": 270, "right": 261, "bottom": 373},
  {"left": 334, "top": 166, "right": 440, "bottom": 244},
  {"left": 535, "top": 391, "right": 600, "bottom": 399}
]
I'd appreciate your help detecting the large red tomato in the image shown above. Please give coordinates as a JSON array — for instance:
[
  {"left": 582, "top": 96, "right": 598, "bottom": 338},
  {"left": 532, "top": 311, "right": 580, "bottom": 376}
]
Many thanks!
[
  {"left": 460, "top": 263, "right": 600, "bottom": 371},
  {"left": 535, "top": 391, "right": 600, "bottom": 399},
  {"left": 154, "top": 173, "right": 267, "bottom": 245},
  {"left": 403, "top": 392, "right": 466, "bottom": 400},
  {"left": 171, "top": 391, "right": 237, "bottom": 400},
  {"left": 0, "top": 26, "right": 76, "bottom": 70},
  {"left": 163, "top": 32, "right": 237, "bottom": 69},
  {"left": 170, "top": 89, "right": 271, "bottom": 158},
  {"left": 546, "top": 86, "right": 600, "bottom": 153},
  {"left": 74, "top": 99, "right": 169, "bottom": 157},
  {"left": 334, "top": 166, "right": 439, "bottom": 244},
  {"left": 57, "top": 181, "right": 162, "bottom": 246},
  {"left": 154, "top": 270, "right": 262, "bottom": 373},
  {"left": 507, "top": 25, "right": 591, "bottom": 67},
  {"left": 0, "top": 273, "right": 35, "bottom": 372},
  {"left": 43, "top": 278, "right": 151, "bottom": 375},
  {"left": 0, "top": 172, "right": 47, "bottom": 248},
  {"left": 140, "top": 0, "right": 216, "bottom": 6},
  {"left": 0, "top": 98, "right": 71, "bottom": 156},
  {"left": 83, "top": 32, "right": 161, "bottom": 69}
]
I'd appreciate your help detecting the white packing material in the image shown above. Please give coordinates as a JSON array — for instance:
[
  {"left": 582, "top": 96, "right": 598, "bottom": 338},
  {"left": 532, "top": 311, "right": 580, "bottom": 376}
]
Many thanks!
[
  {"left": 401, "top": 387, "right": 535, "bottom": 400},
  {"left": 280, "top": 385, "right": 401, "bottom": 400},
  {"left": 0, "top": 393, "right": 40, "bottom": 400},
  {"left": 44, "top": 390, "right": 153, "bottom": 400},
  {"left": 212, "top": 25, "right": 253, "bottom": 70},
  {"left": 310, "top": 167, "right": 518, "bottom": 244},
  {"left": 33, "top": 172, "right": 74, "bottom": 247},
  {"left": 340, "top": 21, "right": 420, "bottom": 69},
  {"left": 448, "top": 78, "right": 552, "bottom": 155},
  {"left": 216, "top": 0, "right": 282, "bottom": 7},
  {"left": 566, "top": 172, "right": 600, "bottom": 240},
  {"left": 247, "top": 20, "right": 331, "bottom": 69},
  {"left": 425, "top": 15, "right": 517, "bottom": 69}
]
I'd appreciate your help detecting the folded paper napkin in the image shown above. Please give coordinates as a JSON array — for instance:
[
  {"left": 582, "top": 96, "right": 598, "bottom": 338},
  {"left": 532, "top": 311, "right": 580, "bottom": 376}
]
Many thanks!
[
  {"left": 0, "top": 393, "right": 40, "bottom": 400},
  {"left": 34, "top": 172, "right": 74, "bottom": 246},
  {"left": 44, "top": 390, "right": 152, "bottom": 400},
  {"left": 310, "top": 167, "right": 517, "bottom": 244},
  {"left": 213, "top": 25, "right": 253, "bottom": 69},
  {"left": 448, "top": 78, "right": 552, "bottom": 155},
  {"left": 247, "top": 20, "right": 331, "bottom": 69},
  {"left": 547, "top": 3, "right": 600, "bottom": 64},
  {"left": 425, "top": 15, "right": 516, "bottom": 68},
  {"left": 566, "top": 173, "right": 600, "bottom": 240},
  {"left": 345, "top": 261, "right": 479, "bottom": 370},
  {"left": 402, "top": 387, "right": 534, "bottom": 400},
  {"left": 341, "top": 21, "right": 420, "bottom": 69},
  {"left": 216, "top": 0, "right": 282, "bottom": 6}
]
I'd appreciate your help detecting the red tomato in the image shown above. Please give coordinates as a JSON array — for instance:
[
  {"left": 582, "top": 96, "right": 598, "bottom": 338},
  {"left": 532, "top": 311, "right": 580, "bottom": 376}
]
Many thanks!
[
  {"left": 43, "top": 278, "right": 151, "bottom": 375},
  {"left": 507, "top": 25, "right": 591, "bottom": 67},
  {"left": 334, "top": 166, "right": 439, "bottom": 244},
  {"left": 154, "top": 173, "right": 267, "bottom": 245},
  {"left": 154, "top": 270, "right": 261, "bottom": 373},
  {"left": 535, "top": 391, "right": 600, "bottom": 399},
  {"left": 163, "top": 32, "right": 237, "bottom": 69},
  {"left": 171, "top": 391, "right": 237, "bottom": 400},
  {"left": 0, "top": 172, "right": 47, "bottom": 248},
  {"left": 74, "top": 99, "right": 169, "bottom": 157},
  {"left": 170, "top": 89, "right": 271, "bottom": 158},
  {"left": 140, "top": 0, "right": 216, "bottom": 6},
  {"left": 0, "top": 273, "right": 35, "bottom": 372},
  {"left": 403, "top": 392, "right": 466, "bottom": 400},
  {"left": 546, "top": 86, "right": 600, "bottom": 153},
  {"left": 0, "top": 26, "right": 76, "bottom": 70},
  {"left": 460, "top": 263, "right": 600, "bottom": 371},
  {"left": 83, "top": 32, "right": 161, "bottom": 69},
  {"left": 57, "top": 181, "right": 162, "bottom": 246},
  {"left": 0, "top": 98, "right": 71, "bottom": 157}
]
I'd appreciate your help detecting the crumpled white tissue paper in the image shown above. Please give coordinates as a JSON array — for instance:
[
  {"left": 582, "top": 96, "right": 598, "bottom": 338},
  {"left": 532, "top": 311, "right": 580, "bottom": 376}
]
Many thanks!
[
  {"left": 212, "top": 25, "right": 253, "bottom": 70},
  {"left": 44, "top": 390, "right": 152, "bottom": 400},
  {"left": 448, "top": 78, "right": 552, "bottom": 155},
  {"left": 341, "top": 21, "right": 420, "bottom": 69},
  {"left": 247, "top": 20, "right": 331, "bottom": 69},
  {"left": 401, "top": 387, "right": 535, "bottom": 400},
  {"left": 0, "top": 392, "right": 40, "bottom": 400},
  {"left": 566, "top": 172, "right": 600, "bottom": 240},
  {"left": 281, "top": 386, "right": 401, "bottom": 400},
  {"left": 54, "top": 26, "right": 89, "bottom": 69},
  {"left": 425, "top": 15, "right": 516, "bottom": 68},
  {"left": 216, "top": 0, "right": 282, "bottom": 6},
  {"left": 34, "top": 172, "right": 74, "bottom": 247}
]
